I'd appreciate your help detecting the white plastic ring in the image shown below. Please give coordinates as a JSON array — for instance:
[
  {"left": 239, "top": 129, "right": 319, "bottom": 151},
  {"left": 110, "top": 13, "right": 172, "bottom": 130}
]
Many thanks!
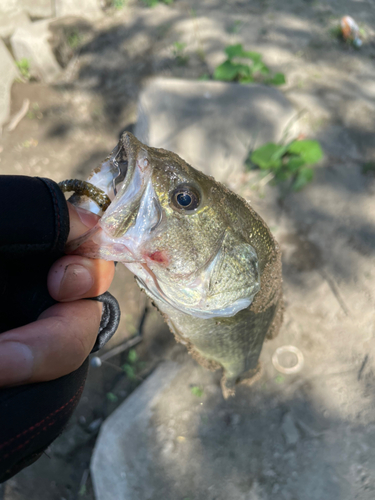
[{"left": 272, "top": 345, "right": 304, "bottom": 374}]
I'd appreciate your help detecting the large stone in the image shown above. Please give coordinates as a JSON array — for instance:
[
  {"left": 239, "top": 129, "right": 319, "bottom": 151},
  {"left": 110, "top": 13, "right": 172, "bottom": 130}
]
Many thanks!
[
  {"left": 54, "top": 0, "right": 102, "bottom": 19},
  {"left": 10, "top": 20, "right": 61, "bottom": 83},
  {"left": 134, "top": 78, "right": 298, "bottom": 183},
  {"left": 0, "top": 39, "right": 19, "bottom": 128},
  {"left": 91, "top": 362, "right": 183, "bottom": 500},
  {"left": 0, "top": 10, "right": 30, "bottom": 40},
  {"left": 19, "top": 0, "right": 53, "bottom": 19},
  {"left": 0, "top": 0, "right": 53, "bottom": 19}
]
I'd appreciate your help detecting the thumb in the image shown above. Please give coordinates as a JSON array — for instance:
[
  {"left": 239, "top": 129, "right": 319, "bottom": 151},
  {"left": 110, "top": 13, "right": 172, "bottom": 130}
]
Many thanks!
[{"left": 67, "top": 203, "right": 100, "bottom": 243}]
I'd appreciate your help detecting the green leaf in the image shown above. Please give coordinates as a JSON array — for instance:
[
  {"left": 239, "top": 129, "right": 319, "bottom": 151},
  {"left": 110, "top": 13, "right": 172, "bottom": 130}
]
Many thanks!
[
  {"left": 242, "top": 51, "right": 263, "bottom": 62},
  {"left": 251, "top": 143, "right": 287, "bottom": 170},
  {"left": 250, "top": 61, "right": 270, "bottom": 75},
  {"left": 266, "top": 72, "right": 286, "bottom": 85},
  {"left": 287, "top": 140, "right": 323, "bottom": 164},
  {"left": 285, "top": 156, "right": 306, "bottom": 172},
  {"left": 191, "top": 386, "right": 204, "bottom": 397},
  {"left": 199, "top": 73, "right": 210, "bottom": 81},
  {"left": 224, "top": 44, "right": 245, "bottom": 59},
  {"left": 122, "top": 363, "right": 136, "bottom": 379},
  {"left": 213, "top": 60, "right": 239, "bottom": 81},
  {"left": 235, "top": 63, "right": 251, "bottom": 78},
  {"left": 239, "top": 75, "right": 255, "bottom": 84},
  {"left": 106, "top": 392, "right": 118, "bottom": 403},
  {"left": 292, "top": 166, "right": 314, "bottom": 191},
  {"left": 260, "top": 64, "right": 270, "bottom": 75},
  {"left": 275, "top": 168, "right": 293, "bottom": 181},
  {"left": 128, "top": 349, "right": 138, "bottom": 364}
]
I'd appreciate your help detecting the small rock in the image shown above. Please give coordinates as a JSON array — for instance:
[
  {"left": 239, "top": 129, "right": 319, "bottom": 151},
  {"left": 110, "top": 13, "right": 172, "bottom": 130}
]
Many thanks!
[
  {"left": 78, "top": 415, "right": 87, "bottom": 426},
  {"left": 135, "top": 78, "right": 298, "bottom": 183},
  {"left": 281, "top": 413, "right": 300, "bottom": 447},
  {"left": 87, "top": 418, "right": 103, "bottom": 434},
  {"left": 0, "top": 10, "right": 30, "bottom": 40},
  {"left": 231, "top": 414, "right": 241, "bottom": 426},
  {"left": 11, "top": 20, "right": 62, "bottom": 83},
  {"left": 0, "top": 0, "right": 53, "bottom": 19},
  {"left": 55, "top": 0, "right": 102, "bottom": 19},
  {"left": 18, "top": 0, "right": 54, "bottom": 19},
  {"left": 0, "top": 39, "right": 19, "bottom": 128}
]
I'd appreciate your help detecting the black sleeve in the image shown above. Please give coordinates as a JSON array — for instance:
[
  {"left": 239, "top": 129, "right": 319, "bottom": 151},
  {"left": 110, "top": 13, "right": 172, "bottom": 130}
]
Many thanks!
[{"left": 0, "top": 176, "right": 119, "bottom": 483}]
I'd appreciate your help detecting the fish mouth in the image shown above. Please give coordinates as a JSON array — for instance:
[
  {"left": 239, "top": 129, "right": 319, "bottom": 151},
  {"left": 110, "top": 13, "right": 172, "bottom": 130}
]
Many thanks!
[{"left": 67, "top": 134, "right": 161, "bottom": 262}]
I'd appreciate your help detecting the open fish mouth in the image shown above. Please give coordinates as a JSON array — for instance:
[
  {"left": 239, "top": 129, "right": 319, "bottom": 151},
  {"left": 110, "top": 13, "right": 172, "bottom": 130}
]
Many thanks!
[{"left": 67, "top": 134, "right": 161, "bottom": 263}]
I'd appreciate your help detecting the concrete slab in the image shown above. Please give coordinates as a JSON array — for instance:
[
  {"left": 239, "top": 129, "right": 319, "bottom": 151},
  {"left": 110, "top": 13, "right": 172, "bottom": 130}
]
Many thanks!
[
  {"left": 0, "top": 10, "right": 30, "bottom": 40},
  {"left": 54, "top": 0, "right": 102, "bottom": 19},
  {"left": 134, "top": 78, "right": 298, "bottom": 183},
  {"left": 91, "top": 362, "right": 183, "bottom": 500},
  {"left": 91, "top": 345, "right": 375, "bottom": 500},
  {"left": 10, "top": 20, "right": 61, "bottom": 83},
  {"left": 0, "top": 40, "right": 19, "bottom": 128}
]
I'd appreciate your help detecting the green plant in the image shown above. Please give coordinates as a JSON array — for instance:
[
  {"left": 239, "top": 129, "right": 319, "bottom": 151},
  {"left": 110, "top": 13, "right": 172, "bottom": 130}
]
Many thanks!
[
  {"left": 362, "top": 162, "right": 375, "bottom": 174},
  {"left": 16, "top": 58, "right": 31, "bottom": 80},
  {"left": 67, "top": 29, "right": 82, "bottom": 49},
  {"left": 213, "top": 44, "right": 285, "bottom": 85},
  {"left": 106, "top": 392, "right": 118, "bottom": 403},
  {"left": 247, "top": 139, "right": 323, "bottom": 191},
  {"left": 122, "top": 348, "right": 141, "bottom": 380},
  {"left": 190, "top": 385, "right": 204, "bottom": 397},
  {"left": 142, "top": 0, "right": 173, "bottom": 6},
  {"left": 228, "top": 20, "right": 242, "bottom": 34},
  {"left": 172, "top": 41, "right": 189, "bottom": 65},
  {"left": 27, "top": 102, "right": 43, "bottom": 120},
  {"left": 78, "top": 484, "right": 87, "bottom": 496},
  {"left": 112, "top": 0, "right": 127, "bottom": 8}
]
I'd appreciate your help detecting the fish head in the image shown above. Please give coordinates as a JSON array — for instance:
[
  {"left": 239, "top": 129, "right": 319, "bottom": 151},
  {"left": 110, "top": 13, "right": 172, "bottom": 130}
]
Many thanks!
[{"left": 71, "top": 132, "right": 262, "bottom": 319}]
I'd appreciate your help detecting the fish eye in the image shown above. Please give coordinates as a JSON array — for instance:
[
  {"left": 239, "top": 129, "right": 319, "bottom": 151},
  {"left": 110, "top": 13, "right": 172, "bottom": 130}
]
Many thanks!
[{"left": 171, "top": 185, "right": 200, "bottom": 211}]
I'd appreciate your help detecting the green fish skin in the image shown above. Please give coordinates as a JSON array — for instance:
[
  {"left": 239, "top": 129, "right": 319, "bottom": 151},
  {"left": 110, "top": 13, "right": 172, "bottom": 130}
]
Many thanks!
[{"left": 68, "top": 132, "right": 283, "bottom": 396}]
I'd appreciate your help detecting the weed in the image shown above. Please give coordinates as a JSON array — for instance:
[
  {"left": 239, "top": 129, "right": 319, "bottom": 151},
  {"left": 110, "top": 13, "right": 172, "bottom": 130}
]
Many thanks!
[
  {"left": 21, "top": 138, "right": 38, "bottom": 148},
  {"left": 67, "top": 30, "right": 82, "bottom": 49},
  {"left": 142, "top": 0, "right": 173, "bottom": 6},
  {"left": 172, "top": 41, "right": 189, "bottom": 65},
  {"left": 190, "top": 385, "right": 204, "bottom": 397},
  {"left": 112, "top": 0, "right": 127, "bottom": 9},
  {"left": 27, "top": 103, "right": 43, "bottom": 120},
  {"left": 128, "top": 348, "right": 138, "bottom": 363},
  {"left": 106, "top": 392, "right": 118, "bottom": 403},
  {"left": 78, "top": 484, "right": 87, "bottom": 496},
  {"left": 247, "top": 139, "right": 323, "bottom": 191},
  {"left": 213, "top": 44, "right": 285, "bottom": 85},
  {"left": 275, "top": 375, "right": 285, "bottom": 384},
  {"left": 122, "top": 363, "right": 136, "bottom": 379},
  {"left": 15, "top": 58, "right": 31, "bottom": 80},
  {"left": 228, "top": 20, "right": 242, "bottom": 34},
  {"left": 122, "top": 348, "right": 142, "bottom": 380},
  {"left": 362, "top": 162, "right": 375, "bottom": 174}
]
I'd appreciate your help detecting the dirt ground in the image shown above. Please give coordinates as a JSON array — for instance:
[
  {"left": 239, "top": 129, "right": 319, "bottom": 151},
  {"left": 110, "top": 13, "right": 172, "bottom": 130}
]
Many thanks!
[{"left": 1, "top": 0, "right": 375, "bottom": 498}]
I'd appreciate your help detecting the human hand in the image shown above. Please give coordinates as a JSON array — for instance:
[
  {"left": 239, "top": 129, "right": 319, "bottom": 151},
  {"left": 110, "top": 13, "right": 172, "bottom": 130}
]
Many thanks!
[{"left": 0, "top": 203, "right": 115, "bottom": 387}]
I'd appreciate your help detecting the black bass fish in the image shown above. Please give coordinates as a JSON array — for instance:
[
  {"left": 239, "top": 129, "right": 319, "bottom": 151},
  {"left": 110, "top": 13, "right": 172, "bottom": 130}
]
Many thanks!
[{"left": 63, "top": 132, "right": 283, "bottom": 396}]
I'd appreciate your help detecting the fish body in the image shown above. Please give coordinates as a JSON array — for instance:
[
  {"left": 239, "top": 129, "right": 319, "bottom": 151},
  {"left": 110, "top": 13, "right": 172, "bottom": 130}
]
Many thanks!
[{"left": 69, "top": 133, "right": 283, "bottom": 394}]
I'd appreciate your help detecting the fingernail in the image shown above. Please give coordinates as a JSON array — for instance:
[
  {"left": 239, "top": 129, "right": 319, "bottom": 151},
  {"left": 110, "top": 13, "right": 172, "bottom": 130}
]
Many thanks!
[
  {"left": 74, "top": 206, "right": 100, "bottom": 228},
  {"left": 0, "top": 342, "right": 34, "bottom": 385},
  {"left": 58, "top": 264, "right": 94, "bottom": 301}
]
